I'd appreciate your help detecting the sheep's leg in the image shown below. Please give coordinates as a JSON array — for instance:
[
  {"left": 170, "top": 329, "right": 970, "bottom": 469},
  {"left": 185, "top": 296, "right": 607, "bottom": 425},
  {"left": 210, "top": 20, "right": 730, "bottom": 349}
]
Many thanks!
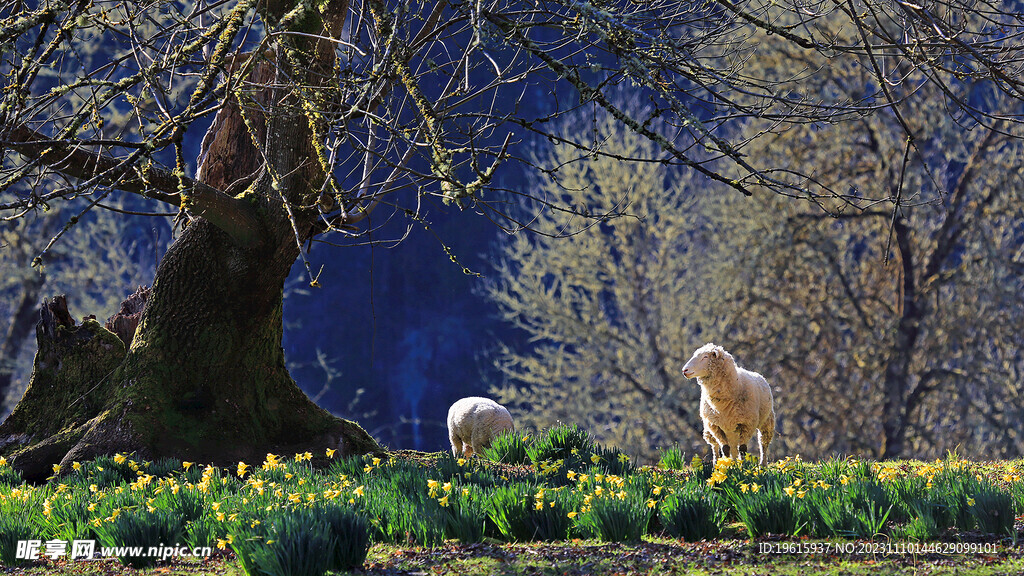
[
  {"left": 470, "top": 429, "right": 492, "bottom": 459},
  {"left": 709, "top": 424, "right": 732, "bottom": 460},
  {"left": 757, "top": 415, "right": 775, "bottom": 466},
  {"left": 705, "top": 425, "right": 729, "bottom": 462},
  {"left": 738, "top": 444, "right": 748, "bottom": 461},
  {"left": 703, "top": 429, "right": 721, "bottom": 461},
  {"left": 450, "top": 434, "right": 464, "bottom": 457}
]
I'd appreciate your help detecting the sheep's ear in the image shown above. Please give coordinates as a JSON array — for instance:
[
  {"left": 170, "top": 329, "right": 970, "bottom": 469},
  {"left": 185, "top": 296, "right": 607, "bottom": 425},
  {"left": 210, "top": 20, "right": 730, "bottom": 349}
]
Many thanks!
[{"left": 710, "top": 349, "right": 720, "bottom": 359}]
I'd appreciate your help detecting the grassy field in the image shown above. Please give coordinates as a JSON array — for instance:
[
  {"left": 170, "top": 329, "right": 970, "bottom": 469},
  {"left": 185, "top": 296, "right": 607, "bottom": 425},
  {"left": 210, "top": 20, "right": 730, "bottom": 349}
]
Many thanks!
[
  {"left": 4, "top": 539, "right": 1024, "bottom": 575},
  {"left": 1, "top": 425, "right": 1022, "bottom": 575}
]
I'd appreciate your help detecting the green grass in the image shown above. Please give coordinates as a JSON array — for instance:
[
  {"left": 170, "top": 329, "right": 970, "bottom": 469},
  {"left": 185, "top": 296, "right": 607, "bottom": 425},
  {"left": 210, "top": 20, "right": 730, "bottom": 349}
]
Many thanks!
[
  {"left": 6, "top": 539, "right": 1024, "bottom": 575},
  {"left": 0, "top": 441, "right": 1022, "bottom": 574}
]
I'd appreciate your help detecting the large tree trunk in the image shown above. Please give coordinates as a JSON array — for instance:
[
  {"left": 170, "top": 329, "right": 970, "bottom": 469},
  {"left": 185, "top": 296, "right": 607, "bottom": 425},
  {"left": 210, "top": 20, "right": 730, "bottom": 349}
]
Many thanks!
[
  {"left": 0, "top": 214, "right": 379, "bottom": 481},
  {"left": 0, "top": 42, "right": 381, "bottom": 481}
]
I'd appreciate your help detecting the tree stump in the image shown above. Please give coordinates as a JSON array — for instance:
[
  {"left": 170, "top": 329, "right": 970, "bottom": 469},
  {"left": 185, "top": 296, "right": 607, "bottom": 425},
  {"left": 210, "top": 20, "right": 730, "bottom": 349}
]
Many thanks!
[{"left": 0, "top": 295, "right": 129, "bottom": 481}]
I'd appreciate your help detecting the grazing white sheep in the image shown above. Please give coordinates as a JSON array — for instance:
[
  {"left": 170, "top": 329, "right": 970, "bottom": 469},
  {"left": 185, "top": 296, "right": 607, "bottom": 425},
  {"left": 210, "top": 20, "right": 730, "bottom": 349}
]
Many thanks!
[
  {"left": 681, "top": 343, "right": 775, "bottom": 465},
  {"left": 447, "top": 397, "right": 514, "bottom": 457}
]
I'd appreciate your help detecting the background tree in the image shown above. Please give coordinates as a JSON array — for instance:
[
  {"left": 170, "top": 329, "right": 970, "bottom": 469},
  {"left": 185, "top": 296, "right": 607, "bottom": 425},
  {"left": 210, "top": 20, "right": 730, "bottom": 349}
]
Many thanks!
[
  {"left": 487, "top": 14, "right": 1024, "bottom": 462},
  {"left": 712, "top": 44, "right": 1024, "bottom": 460},
  {"left": 3, "top": 0, "right": 1024, "bottom": 477},
  {"left": 484, "top": 108, "right": 724, "bottom": 462}
]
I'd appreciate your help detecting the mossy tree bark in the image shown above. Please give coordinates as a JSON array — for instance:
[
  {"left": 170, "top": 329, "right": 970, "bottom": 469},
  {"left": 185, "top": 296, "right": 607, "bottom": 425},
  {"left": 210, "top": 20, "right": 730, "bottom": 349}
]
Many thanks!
[{"left": 0, "top": 1, "right": 381, "bottom": 481}]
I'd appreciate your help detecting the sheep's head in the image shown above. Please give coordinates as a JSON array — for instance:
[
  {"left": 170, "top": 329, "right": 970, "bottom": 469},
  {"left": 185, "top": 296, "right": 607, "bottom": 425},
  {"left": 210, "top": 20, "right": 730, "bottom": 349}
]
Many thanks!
[{"left": 681, "top": 343, "right": 726, "bottom": 379}]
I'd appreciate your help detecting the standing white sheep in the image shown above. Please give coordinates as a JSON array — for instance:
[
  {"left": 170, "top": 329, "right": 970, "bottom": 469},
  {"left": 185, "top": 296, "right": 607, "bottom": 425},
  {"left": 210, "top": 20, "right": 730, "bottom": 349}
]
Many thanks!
[
  {"left": 681, "top": 343, "right": 776, "bottom": 465},
  {"left": 447, "top": 397, "right": 514, "bottom": 457}
]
